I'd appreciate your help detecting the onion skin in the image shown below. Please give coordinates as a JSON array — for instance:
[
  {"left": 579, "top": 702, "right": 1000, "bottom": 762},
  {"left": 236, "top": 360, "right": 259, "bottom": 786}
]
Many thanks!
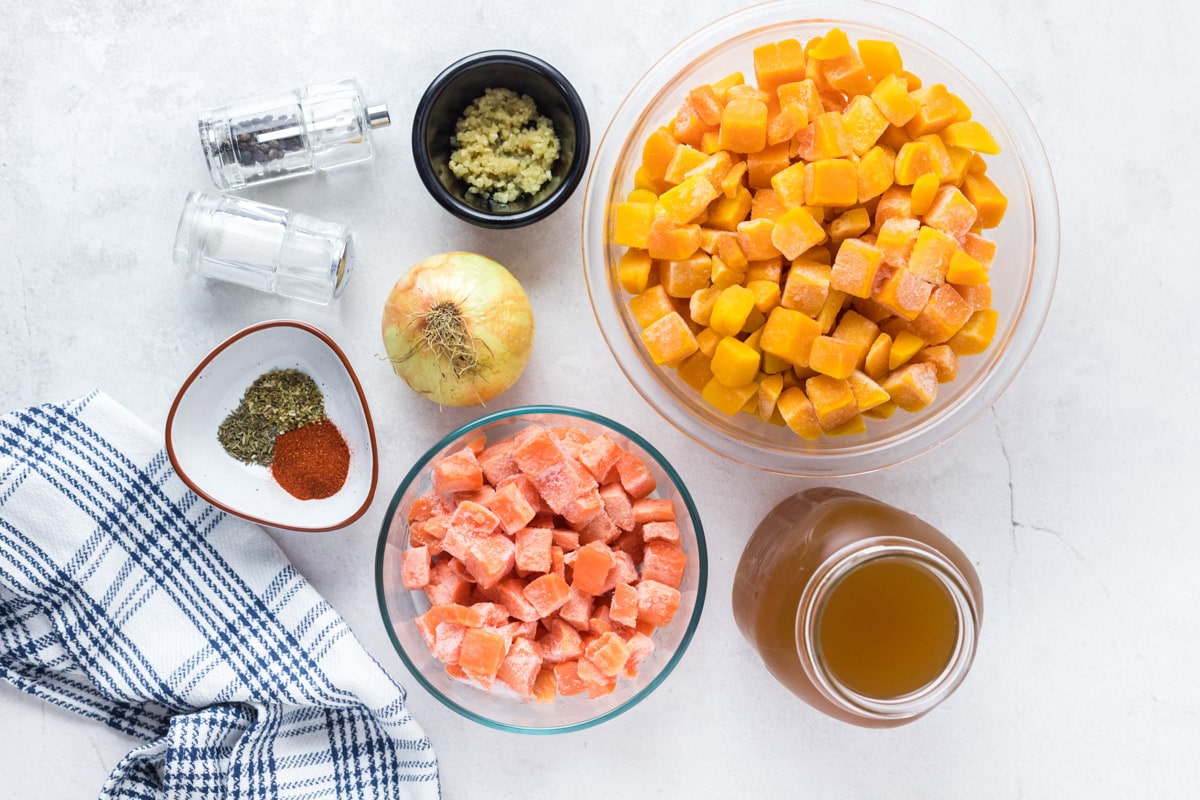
[{"left": 382, "top": 252, "right": 535, "bottom": 406}]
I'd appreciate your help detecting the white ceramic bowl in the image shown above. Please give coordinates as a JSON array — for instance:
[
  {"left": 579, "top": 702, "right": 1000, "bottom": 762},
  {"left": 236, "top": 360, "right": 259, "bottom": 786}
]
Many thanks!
[{"left": 166, "top": 320, "right": 378, "bottom": 531}]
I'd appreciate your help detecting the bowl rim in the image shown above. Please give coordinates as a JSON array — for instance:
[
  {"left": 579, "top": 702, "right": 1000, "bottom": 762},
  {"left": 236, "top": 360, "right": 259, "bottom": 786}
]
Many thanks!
[
  {"left": 373, "top": 403, "right": 709, "bottom": 734},
  {"left": 165, "top": 318, "right": 379, "bottom": 532},
  {"left": 580, "top": 0, "right": 1060, "bottom": 477},
  {"left": 411, "top": 49, "right": 592, "bottom": 229}
]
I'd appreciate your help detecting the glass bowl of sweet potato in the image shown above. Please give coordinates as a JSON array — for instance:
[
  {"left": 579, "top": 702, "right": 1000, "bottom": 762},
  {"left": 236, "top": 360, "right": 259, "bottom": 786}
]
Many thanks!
[
  {"left": 375, "top": 406, "right": 707, "bottom": 733},
  {"left": 582, "top": 0, "right": 1058, "bottom": 476}
]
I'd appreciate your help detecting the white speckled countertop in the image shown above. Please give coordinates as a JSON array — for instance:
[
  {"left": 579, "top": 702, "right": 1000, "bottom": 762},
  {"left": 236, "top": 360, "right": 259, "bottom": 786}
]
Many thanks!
[{"left": 2, "top": 0, "right": 1197, "bottom": 797}]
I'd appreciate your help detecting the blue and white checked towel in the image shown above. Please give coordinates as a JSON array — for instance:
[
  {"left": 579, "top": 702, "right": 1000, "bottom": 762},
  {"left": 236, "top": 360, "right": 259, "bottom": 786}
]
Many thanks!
[{"left": 0, "top": 392, "right": 440, "bottom": 799}]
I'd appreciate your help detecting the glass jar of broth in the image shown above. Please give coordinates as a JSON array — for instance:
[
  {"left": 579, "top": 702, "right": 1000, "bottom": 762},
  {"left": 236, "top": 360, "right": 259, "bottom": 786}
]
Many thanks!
[{"left": 732, "top": 488, "right": 983, "bottom": 727}]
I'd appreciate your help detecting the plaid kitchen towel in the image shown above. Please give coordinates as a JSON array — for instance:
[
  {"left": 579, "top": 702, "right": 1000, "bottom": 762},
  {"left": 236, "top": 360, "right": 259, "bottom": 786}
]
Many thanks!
[{"left": 0, "top": 392, "right": 440, "bottom": 799}]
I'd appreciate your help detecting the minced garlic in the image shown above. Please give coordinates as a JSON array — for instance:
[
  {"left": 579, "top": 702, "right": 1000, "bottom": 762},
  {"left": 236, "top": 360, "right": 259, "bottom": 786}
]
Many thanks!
[{"left": 448, "top": 87, "right": 560, "bottom": 205}]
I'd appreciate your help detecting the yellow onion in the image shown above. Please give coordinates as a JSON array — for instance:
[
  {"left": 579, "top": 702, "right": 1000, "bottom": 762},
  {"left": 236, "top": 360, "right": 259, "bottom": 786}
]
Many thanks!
[{"left": 382, "top": 252, "right": 535, "bottom": 406}]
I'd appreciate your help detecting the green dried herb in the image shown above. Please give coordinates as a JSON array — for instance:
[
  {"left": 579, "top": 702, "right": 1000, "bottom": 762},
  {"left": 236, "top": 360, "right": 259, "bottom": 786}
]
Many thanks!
[{"left": 217, "top": 369, "right": 325, "bottom": 465}]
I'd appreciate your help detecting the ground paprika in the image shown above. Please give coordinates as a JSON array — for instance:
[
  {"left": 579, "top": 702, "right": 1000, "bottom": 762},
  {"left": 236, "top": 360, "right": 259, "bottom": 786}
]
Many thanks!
[{"left": 270, "top": 418, "right": 350, "bottom": 500}]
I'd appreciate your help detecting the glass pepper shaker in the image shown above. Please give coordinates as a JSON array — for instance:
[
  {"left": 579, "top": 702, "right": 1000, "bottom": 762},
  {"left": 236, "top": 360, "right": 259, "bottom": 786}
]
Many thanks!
[
  {"left": 173, "top": 191, "right": 354, "bottom": 304},
  {"left": 198, "top": 78, "right": 391, "bottom": 190}
]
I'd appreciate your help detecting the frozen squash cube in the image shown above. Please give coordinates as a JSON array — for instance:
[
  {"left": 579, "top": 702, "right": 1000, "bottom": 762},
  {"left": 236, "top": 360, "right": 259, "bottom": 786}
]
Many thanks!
[
  {"left": 873, "top": 185, "right": 915, "bottom": 232},
  {"left": 894, "top": 140, "right": 936, "bottom": 185},
  {"left": 805, "top": 374, "right": 858, "bottom": 430},
  {"left": 657, "top": 174, "right": 720, "bottom": 225},
  {"left": 776, "top": 387, "right": 823, "bottom": 440},
  {"left": 432, "top": 446, "right": 484, "bottom": 494},
  {"left": 461, "top": 533, "right": 515, "bottom": 590},
  {"left": 701, "top": 377, "right": 760, "bottom": 416},
  {"left": 963, "top": 174, "right": 1008, "bottom": 228},
  {"left": 641, "top": 127, "right": 679, "bottom": 180},
  {"left": 401, "top": 546, "right": 430, "bottom": 590},
  {"left": 736, "top": 217, "right": 783, "bottom": 261},
  {"left": 809, "top": 111, "right": 853, "bottom": 159},
  {"left": 585, "top": 631, "right": 633, "bottom": 678},
  {"left": 808, "top": 335, "right": 860, "bottom": 379},
  {"left": 753, "top": 38, "right": 806, "bottom": 93},
  {"left": 909, "top": 172, "right": 940, "bottom": 216},
  {"left": 710, "top": 285, "right": 757, "bottom": 337},
  {"left": 496, "top": 637, "right": 543, "bottom": 696},
  {"left": 746, "top": 141, "right": 792, "bottom": 189},
  {"left": 912, "top": 284, "right": 973, "bottom": 344},
  {"left": 496, "top": 578, "right": 541, "bottom": 623},
  {"left": 781, "top": 262, "right": 832, "bottom": 317},
  {"left": 719, "top": 96, "right": 769, "bottom": 153},
  {"left": 832, "top": 309, "right": 880, "bottom": 357},
  {"left": 948, "top": 309, "right": 999, "bottom": 355},
  {"left": 751, "top": 187, "right": 788, "bottom": 221},
  {"left": 945, "top": 249, "right": 988, "bottom": 285},
  {"left": 706, "top": 185, "right": 754, "bottom": 231},
  {"left": 846, "top": 369, "right": 890, "bottom": 412},
  {"left": 816, "top": 289, "right": 848, "bottom": 334},
  {"left": 613, "top": 202, "right": 655, "bottom": 248},
  {"left": 515, "top": 526, "right": 553, "bottom": 573},
  {"left": 646, "top": 214, "right": 702, "bottom": 261},
  {"left": 617, "top": 248, "right": 654, "bottom": 294},
  {"left": 907, "top": 225, "right": 959, "bottom": 283},
  {"left": 640, "top": 311, "right": 699, "bottom": 365},
  {"left": 889, "top": 330, "right": 926, "bottom": 370},
  {"left": 769, "top": 161, "right": 808, "bottom": 208},
  {"left": 615, "top": 451, "right": 657, "bottom": 500},
  {"left": 805, "top": 159, "right": 858, "bottom": 206},
  {"left": 904, "top": 83, "right": 959, "bottom": 137},
  {"left": 870, "top": 73, "right": 917, "bottom": 127},
  {"left": 629, "top": 284, "right": 674, "bottom": 328},
  {"left": 523, "top": 572, "right": 572, "bottom": 617},
  {"left": 961, "top": 232, "right": 998, "bottom": 268},
  {"left": 571, "top": 541, "right": 616, "bottom": 596},
  {"left": 771, "top": 206, "right": 828, "bottom": 259},
  {"left": 873, "top": 266, "right": 933, "bottom": 320},
  {"left": 458, "top": 627, "right": 507, "bottom": 683},
  {"left": 882, "top": 362, "right": 939, "bottom": 412},
  {"left": 661, "top": 252, "right": 713, "bottom": 298},
  {"left": 486, "top": 481, "right": 537, "bottom": 535},
  {"left": 767, "top": 102, "right": 811, "bottom": 146},
  {"left": 830, "top": 237, "right": 884, "bottom": 298},
  {"left": 913, "top": 344, "right": 959, "bottom": 383},
  {"left": 760, "top": 306, "right": 822, "bottom": 367},
  {"left": 876, "top": 217, "right": 921, "bottom": 268},
  {"left": 829, "top": 207, "right": 872, "bottom": 244},
  {"left": 856, "top": 144, "right": 896, "bottom": 203},
  {"left": 941, "top": 120, "right": 1001, "bottom": 154},
  {"left": 746, "top": 278, "right": 782, "bottom": 314},
  {"left": 610, "top": 582, "right": 640, "bottom": 629},
  {"left": 924, "top": 185, "right": 978, "bottom": 240},
  {"left": 842, "top": 95, "right": 890, "bottom": 155},
  {"left": 864, "top": 332, "right": 893, "bottom": 381},
  {"left": 711, "top": 336, "right": 762, "bottom": 387},
  {"left": 858, "top": 39, "right": 903, "bottom": 80},
  {"left": 662, "top": 143, "right": 709, "bottom": 185}
]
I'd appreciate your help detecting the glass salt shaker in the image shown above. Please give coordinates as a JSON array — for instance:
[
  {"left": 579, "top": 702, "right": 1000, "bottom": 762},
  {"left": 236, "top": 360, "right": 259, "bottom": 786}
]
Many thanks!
[
  {"left": 173, "top": 191, "right": 353, "bottom": 304},
  {"left": 198, "top": 78, "right": 391, "bottom": 190}
]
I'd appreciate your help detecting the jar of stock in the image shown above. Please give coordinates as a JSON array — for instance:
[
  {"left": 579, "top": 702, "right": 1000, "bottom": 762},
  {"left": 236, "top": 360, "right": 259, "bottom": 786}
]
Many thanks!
[{"left": 732, "top": 488, "right": 983, "bottom": 727}]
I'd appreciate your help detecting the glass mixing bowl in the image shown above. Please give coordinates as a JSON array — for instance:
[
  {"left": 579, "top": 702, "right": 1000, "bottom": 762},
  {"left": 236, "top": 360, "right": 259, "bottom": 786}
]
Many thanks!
[
  {"left": 582, "top": 0, "right": 1058, "bottom": 476},
  {"left": 375, "top": 406, "right": 707, "bottom": 733}
]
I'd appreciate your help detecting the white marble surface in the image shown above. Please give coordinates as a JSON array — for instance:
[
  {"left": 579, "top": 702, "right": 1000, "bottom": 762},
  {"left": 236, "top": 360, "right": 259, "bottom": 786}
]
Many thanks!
[{"left": 1, "top": 0, "right": 1197, "bottom": 797}]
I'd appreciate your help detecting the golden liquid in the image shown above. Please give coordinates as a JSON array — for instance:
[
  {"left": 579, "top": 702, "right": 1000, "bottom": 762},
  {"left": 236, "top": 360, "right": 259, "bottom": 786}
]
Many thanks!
[{"left": 816, "top": 558, "right": 958, "bottom": 699}]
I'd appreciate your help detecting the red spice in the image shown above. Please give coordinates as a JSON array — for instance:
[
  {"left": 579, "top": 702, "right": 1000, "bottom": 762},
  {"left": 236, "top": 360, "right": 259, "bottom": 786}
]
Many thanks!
[{"left": 271, "top": 418, "right": 350, "bottom": 500}]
